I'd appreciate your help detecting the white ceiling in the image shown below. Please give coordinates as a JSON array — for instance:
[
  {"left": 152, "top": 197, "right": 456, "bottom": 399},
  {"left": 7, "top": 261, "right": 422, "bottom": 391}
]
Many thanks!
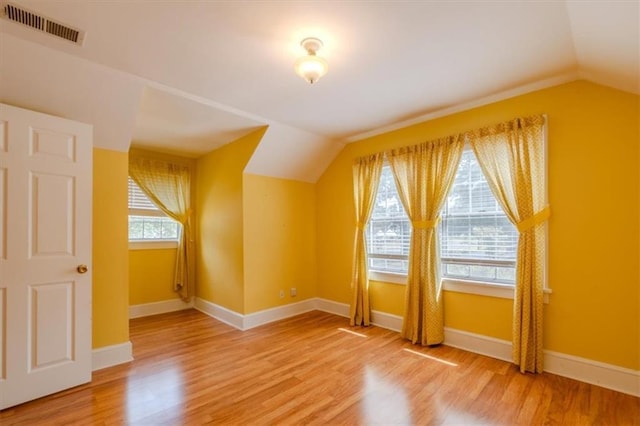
[
  {"left": 0, "top": 0, "right": 638, "bottom": 182},
  {"left": 133, "top": 86, "right": 265, "bottom": 158}
]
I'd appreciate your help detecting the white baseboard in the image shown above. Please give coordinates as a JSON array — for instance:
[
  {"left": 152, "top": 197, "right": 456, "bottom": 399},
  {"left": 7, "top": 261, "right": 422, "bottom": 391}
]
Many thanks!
[
  {"left": 445, "top": 327, "right": 639, "bottom": 397},
  {"left": 371, "top": 310, "right": 403, "bottom": 332},
  {"left": 194, "top": 297, "right": 319, "bottom": 331},
  {"left": 312, "top": 297, "right": 639, "bottom": 397},
  {"left": 544, "top": 350, "right": 640, "bottom": 397},
  {"left": 129, "top": 298, "right": 193, "bottom": 319},
  {"left": 244, "top": 299, "right": 317, "bottom": 329},
  {"left": 314, "top": 298, "right": 349, "bottom": 317},
  {"left": 444, "top": 327, "right": 512, "bottom": 362},
  {"left": 92, "top": 341, "right": 133, "bottom": 371},
  {"left": 194, "top": 297, "right": 245, "bottom": 330},
  {"left": 314, "top": 298, "right": 404, "bottom": 332}
]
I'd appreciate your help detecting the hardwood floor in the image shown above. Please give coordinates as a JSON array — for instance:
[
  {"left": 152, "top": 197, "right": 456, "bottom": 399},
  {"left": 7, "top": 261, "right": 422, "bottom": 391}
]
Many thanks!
[{"left": 2, "top": 309, "right": 639, "bottom": 425}]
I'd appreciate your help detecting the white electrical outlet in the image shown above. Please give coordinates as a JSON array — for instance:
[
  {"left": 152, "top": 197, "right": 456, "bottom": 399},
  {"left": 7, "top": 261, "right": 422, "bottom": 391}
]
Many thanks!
[
  {"left": 279, "top": 290, "right": 285, "bottom": 299},
  {"left": 290, "top": 287, "right": 297, "bottom": 297}
]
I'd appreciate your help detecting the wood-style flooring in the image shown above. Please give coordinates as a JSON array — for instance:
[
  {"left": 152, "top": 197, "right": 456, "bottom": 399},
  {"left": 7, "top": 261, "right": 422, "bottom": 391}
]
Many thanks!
[{"left": 1, "top": 309, "right": 639, "bottom": 425}]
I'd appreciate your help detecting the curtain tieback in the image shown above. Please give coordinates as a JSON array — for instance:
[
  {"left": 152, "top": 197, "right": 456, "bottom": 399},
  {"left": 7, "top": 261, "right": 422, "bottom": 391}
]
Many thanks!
[
  {"left": 356, "top": 221, "right": 366, "bottom": 229},
  {"left": 412, "top": 218, "right": 440, "bottom": 229},
  {"left": 516, "top": 206, "right": 551, "bottom": 233}
]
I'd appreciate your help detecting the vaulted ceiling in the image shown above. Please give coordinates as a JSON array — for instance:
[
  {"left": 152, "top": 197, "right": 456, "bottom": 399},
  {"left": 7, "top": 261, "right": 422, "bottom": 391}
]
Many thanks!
[{"left": 1, "top": 1, "right": 638, "bottom": 182}]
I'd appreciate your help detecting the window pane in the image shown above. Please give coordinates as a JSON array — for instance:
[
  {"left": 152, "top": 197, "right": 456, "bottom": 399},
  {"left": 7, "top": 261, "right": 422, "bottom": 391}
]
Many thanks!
[
  {"left": 368, "top": 257, "right": 409, "bottom": 274},
  {"left": 128, "top": 217, "right": 144, "bottom": 240},
  {"left": 440, "top": 150, "right": 517, "bottom": 284},
  {"left": 128, "top": 215, "right": 179, "bottom": 241},
  {"left": 162, "top": 220, "right": 179, "bottom": 239},
  {"left": 444, "top": 263, "right": 470, "bottom": 279},
  {"left": 496, "top": 265, "right": 516, "bottom": 282},
  {"left": 367, "top": 165, "right": 410, "bottom": 274},
  {"left": 469, "top": 265, "right": 497, "bottom": 281},
  {"left": 143, "top": 217, "right": 163, "bottom": 239},
  {"left": 128, "top": 176, "right": 179, "bottom": 242}
]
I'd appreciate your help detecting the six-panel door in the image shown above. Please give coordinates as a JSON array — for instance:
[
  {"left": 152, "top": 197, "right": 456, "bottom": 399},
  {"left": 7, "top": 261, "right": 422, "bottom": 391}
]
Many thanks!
[{"left": 0, "top": 103, "right": 92, "bottom": 410}]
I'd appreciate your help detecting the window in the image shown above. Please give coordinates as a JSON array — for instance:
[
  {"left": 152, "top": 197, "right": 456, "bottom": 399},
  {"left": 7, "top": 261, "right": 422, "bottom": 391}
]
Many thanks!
[
  {"left": 367, "top": 164, "right": 410, "bottom": 275},
  {"left": 128, "top": 177, "right": 179, "bottom": 242},
  {"left": 367, "top": 150, "right": 518, "bottom": 285},
  {"left": 440, "top": 149, "right": 518, "bottom": 284}
]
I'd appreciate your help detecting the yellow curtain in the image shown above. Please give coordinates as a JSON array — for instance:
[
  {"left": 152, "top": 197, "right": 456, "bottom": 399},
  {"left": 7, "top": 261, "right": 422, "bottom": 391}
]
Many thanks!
[
  {"left": 129, "top": 152, "right": 194, "bottom": 302},
  {"left": 387, "top": 135, "right": 464, "bottom": 345},
  {"left": 349, "top": 153, "right": 384, "bottom": 326},
  {"left": 467, "top": 115, "right": 548, "bottom": 373}
]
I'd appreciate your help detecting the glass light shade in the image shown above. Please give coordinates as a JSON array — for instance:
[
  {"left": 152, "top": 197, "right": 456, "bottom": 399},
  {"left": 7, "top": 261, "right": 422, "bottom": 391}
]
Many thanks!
[{"left": 294, "top": 54, "right": 328, "bottom": 84}]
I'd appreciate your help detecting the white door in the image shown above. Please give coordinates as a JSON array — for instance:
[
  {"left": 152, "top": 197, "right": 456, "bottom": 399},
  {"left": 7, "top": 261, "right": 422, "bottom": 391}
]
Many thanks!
[{"left": 0, "top": 103, "right": 93, "bottom": 410}]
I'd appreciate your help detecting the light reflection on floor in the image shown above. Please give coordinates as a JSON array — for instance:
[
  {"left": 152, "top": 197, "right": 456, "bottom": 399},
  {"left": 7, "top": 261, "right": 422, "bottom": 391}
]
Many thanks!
[
  {"left": 362, "top": 366, "right": 413, "bottom": 424},
  {"left": 338, "top": 327, "right": 368, "bottom": 338},
  {"left": 126, "top": 365, "right": 184, "bottom": 423},
  {"left": 403, "top": 348, "right": 458, "bottom": 367}
]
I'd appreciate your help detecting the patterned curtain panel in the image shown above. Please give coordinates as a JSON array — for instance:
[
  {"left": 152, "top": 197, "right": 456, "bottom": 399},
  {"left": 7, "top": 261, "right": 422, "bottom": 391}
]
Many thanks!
[
  {"left": 387, "top": 135, "right": 464, "bottom": 345},
  {"left": 350, "top": 153, "right": 384, "bottom": 326},
  {"left": 467, "top": 115, "right": 548, "bottom": 373},
  {"left": 129, "top": 151, "right": 194, "bottom": 302}
]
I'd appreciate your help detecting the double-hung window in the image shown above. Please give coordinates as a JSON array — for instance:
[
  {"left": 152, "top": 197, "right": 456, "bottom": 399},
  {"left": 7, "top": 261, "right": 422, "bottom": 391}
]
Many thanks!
[
  {"left": 128, "top": 177, "right": 179, "bottom": 245},
  {"left": 367, "top": 149, "right": 520, "bottom": 288},
  {"left": 366, "top": 164, "right": 411, "bottom": 275},
  {"left": 439, "top": 149, "right": 518, "bottom": 284}
]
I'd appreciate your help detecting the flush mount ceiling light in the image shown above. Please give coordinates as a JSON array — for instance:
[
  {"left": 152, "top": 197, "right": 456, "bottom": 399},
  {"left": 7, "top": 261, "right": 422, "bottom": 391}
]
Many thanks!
[{"left": 294, "top": 37, "right": 328, "bottom": 84}]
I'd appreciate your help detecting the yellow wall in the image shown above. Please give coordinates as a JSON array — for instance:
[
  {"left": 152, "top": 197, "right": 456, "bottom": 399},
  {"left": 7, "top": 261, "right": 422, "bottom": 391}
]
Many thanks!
[
  {"left": 92, "top": 148, "right": 129, "bottom": 348},
  {"left": 243, "top": 174, "right": 317, "bottom": 313},
  {"left": 317, "top": 81, "right": 639, "bottom": 370},
  {"left": 195, "top": 128, "right": 266, "bottom": 313},
  {"left": 129, "top": 248, "right": 178, "bottom": 305}
]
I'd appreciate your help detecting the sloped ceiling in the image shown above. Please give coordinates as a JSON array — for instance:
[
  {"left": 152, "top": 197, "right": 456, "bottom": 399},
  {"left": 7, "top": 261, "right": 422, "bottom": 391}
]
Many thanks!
[
  {"left": 0, "top": 1, "right": 637, "bottom": 182},
  {"left": 0, "top": 33, "right": 143, "bottom": 152},
  {"left": 133, "top": 86, "right": 265, "bottom": 158}
]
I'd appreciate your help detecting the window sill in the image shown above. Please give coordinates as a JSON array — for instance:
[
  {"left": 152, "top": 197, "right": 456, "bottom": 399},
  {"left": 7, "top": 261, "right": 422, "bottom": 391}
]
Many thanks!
[
  {"left": 129, "top": 240, "right": 178, "bottom": 250},
  {"left": 443, "top": 278, "right": 551, "bottom": 303},
  {"left": 369, "top": 271, "right": 407, "bottom": 285},
  {"left": 369, "top": 271, "right": 551, "bottom": 303},
  {"left": 443, "top": 278, "right": 512, "bottom": 299}
]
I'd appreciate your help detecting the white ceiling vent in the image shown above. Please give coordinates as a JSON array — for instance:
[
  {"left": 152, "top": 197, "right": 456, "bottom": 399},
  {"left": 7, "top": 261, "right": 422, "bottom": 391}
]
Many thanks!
[{"left": 2, "top": 2, "right": 85, "bottom": 45}]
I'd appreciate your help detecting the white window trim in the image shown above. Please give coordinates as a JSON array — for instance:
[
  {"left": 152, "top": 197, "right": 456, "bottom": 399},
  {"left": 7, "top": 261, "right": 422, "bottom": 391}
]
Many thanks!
[
  {"left": 129, "top": 240, "right": 179, "bottom": 250},
  {"left": 543, "top": 115, "right": 550, "bottom": 297},
  {"left": 442, "top": 278, "right": 551, "bottom": 303},
  {"left": 129, "top": 207, "right": 166, "bottom": 217},
  {"left": 368, "top": 272, "right": 550, "bottom": 303},
  {"left": 370, "top": 270, "right": 407, "bottom": 285}
]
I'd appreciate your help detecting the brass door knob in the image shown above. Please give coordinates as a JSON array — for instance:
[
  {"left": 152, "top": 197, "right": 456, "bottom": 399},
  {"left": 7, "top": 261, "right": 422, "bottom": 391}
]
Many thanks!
[{"left": 77, "top": 264, "right": 88, "bottom": 274}]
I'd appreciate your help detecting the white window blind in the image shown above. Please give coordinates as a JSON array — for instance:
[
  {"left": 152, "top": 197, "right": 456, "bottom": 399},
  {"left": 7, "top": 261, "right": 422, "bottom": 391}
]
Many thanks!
[
  {"left": 128, "top": 177, "right": 163, "bottom": 216},
  {"left": 128, "top": 177, "right": 179, "bottom": 241}
]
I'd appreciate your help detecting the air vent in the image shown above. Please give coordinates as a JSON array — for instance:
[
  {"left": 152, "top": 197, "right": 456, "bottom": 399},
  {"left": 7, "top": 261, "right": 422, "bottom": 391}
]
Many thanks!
[{"left": 2, "top": 2, "right": 85, "bottom": 45}]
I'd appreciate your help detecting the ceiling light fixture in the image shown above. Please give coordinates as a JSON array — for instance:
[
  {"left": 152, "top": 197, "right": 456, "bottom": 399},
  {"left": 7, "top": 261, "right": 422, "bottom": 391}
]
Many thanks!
[{"left": 294, "top": 37, "right": 328, "bottom": 84}]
